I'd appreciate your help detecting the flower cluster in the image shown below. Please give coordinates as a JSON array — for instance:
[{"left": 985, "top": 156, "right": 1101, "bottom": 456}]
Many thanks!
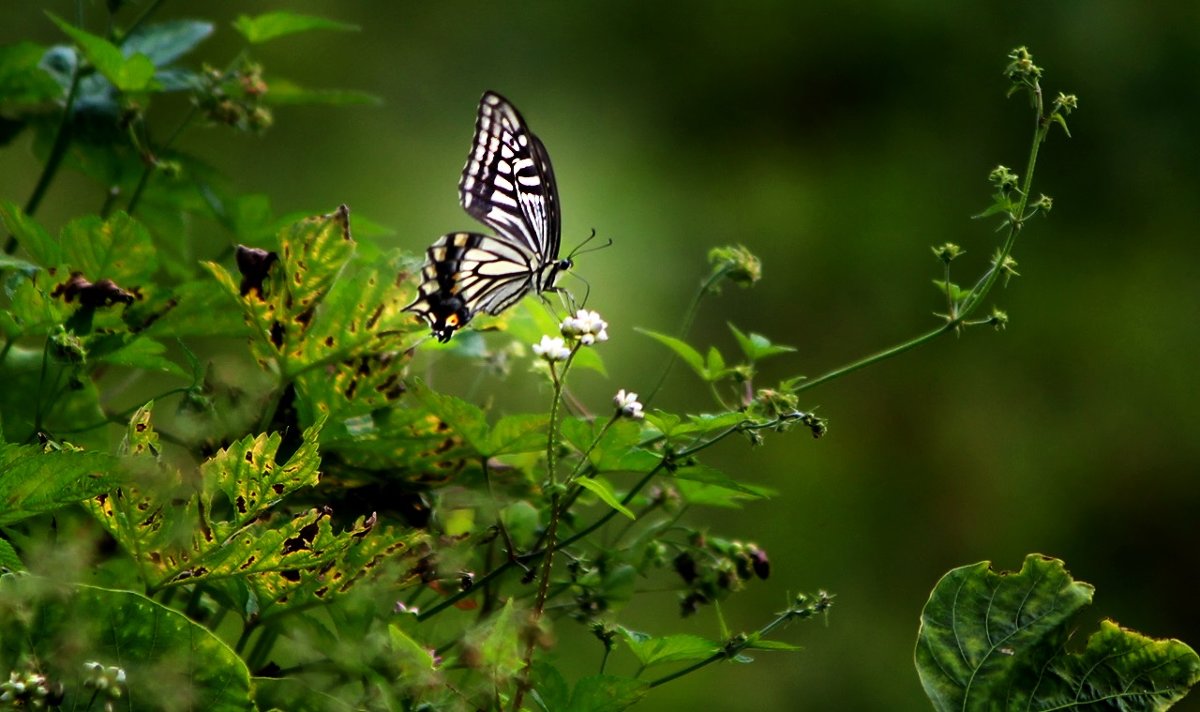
[
  {"left": 613, "top": 389, "right": 644, "bottom": 419},
  {"left": 560, "top": 309, "right": 609, "bottom": 345},
  {"left": 83, "top": 662, "right": 126, "bottom": 709},
  {"left": 671, "top": 536, "right": 771, "bottom": 617},
  {"left": 532, "top": 335, "right": 571, "bottom": 362},
  {"left": 0, "top": 668, "right": 62, "bottom": 709}
]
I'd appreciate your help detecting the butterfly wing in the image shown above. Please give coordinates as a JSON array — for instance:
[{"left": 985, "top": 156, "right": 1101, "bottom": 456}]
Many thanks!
[
  {"left": 405, "top": 92, "right": 562, "bottom": 342},
  {"left": 459, "top": 91, "right": 561, "bottom": 263}
]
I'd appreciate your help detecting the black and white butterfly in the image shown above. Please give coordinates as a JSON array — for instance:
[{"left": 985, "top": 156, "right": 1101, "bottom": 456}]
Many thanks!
[{"left": 405, "top": 91, "right": 570, "bottom": 343}]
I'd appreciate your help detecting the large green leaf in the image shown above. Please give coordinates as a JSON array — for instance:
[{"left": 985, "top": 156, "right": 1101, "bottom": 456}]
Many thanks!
[
  {"left": 0, "top": 574, "right": 252, "bottom": 711},
  {"left": 916, "top": 554, "right": 1200, "bottom": 711}
]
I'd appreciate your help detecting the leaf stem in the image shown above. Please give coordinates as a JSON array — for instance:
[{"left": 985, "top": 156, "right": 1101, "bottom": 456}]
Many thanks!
[
  {"left": 645, "top": 266, "right": 730, "bottom": 405},
  {"left": 4, "top": 67, "right": 83, "bottom": 255}
]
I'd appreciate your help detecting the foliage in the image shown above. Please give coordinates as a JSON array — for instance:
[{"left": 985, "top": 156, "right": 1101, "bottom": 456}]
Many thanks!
[
  {"left": 916, "top": 555, "right": 1200, "bottom": 711},
  {"left": 0, "top": 7, "right": 1190, "bottom": 711}
]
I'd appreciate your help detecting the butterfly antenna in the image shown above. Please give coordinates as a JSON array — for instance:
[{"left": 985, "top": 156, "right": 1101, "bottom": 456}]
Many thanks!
[{"left": 566, "top": 228, "right": 613, "bottom": 261}]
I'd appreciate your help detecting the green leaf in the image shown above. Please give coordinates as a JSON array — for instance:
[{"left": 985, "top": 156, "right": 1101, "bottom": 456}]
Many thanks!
[
  {"left": 60, "top": 211, "right": 157, "bottom": 284},
  {"left": 705, "top": 345, "right": 726, "bottom": 376},
  {"left": 388, "top": 624, "right": 440, "bottom": 689},
  {"left": 501, "top": 501, "right": 541, "bottom": 550},
  {"left": 619, "top": 628, "right": 719, "bottom": 667},
  {"left": 532, "top": 662, "right": 571, "bottom": 712},
  {"left": 0, "top": 538, "right": 23, "bottom": 572},
  {"left": 728, "top": 322, "right": 796, "bottom": 362},
  {"left": 0, "top": 575, "right": 253, "bottom": 710},
  {"left": 931, "top": 279, "right": 971, "bottom": 302},
  {"left": 745, "top": 638, "right": 803, "bottom": 652},
  {"left": 674, "top": 477, "right": 775, "bottom": 509},
  {"left": 0, "top": 42, "right": 62, "bottom": 106},
  {"left": 672, "top": 463, "right": 771, "bottom": 499},
  {"left": 637, "top": 328, "right": 705, "bottom": 379},
  {"left": 262, "top": 77, "right": 381, "bottom": 106},
  {"left": 47, "top": 13, "right": 158, "bottom": 92},
  {"left": 407, "top": 379, "right": 491, "bottom": 454},
  {"left": 916, "top": 554, "right": 1200, "bottom": 711},
  {"left": 576, "top": 477, "right": 636, "bottom": 520},
  {"left": 94, "top": 335, "right": 188, "bottom": 377},
  {"left": 472, "top": 599, "right": 523, "bottom": 680},
  {"left": 0, "top": 200, "right": 58, "bottom": 266},
  {"left": 0, "top": 443, "right": 119, "bottom": 526},
  {"left": 233, "top": 11, "right": 359, "bottom": 44},
  {"left": 489, "top": 414, "right": 548, "bottom": 455},
  {"left": 122, "top": 19, "right": 214, "bottom": 66},
  {"left": 565, "top": 675, "right": 647, "bottom": 711}
]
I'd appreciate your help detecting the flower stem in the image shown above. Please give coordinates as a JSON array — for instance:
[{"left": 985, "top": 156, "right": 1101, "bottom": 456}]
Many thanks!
[{"left": 797, "top": 82, "right": 1053, "bottom": 396}]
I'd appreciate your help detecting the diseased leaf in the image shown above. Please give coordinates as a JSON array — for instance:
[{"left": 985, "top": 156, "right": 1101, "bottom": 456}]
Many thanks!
[
  {"left": 233, "top": 12, "right": 359, "bottom": 44},
  {"left": 0, "top": 575, "right": 253, "bottom": 710},
  {"left": 916, "top": 554, "right": 1200, "bottom": 711},
  {"left": 60, "top": 211, "right": 157, "bottom": 284},
  {"left": 0, "top": 443, "right": 118, "bottom": 525}
]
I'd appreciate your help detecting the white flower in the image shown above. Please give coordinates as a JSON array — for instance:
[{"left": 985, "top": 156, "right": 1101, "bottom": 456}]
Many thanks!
[
  {"left": 561, "top": 309, "right": 609, "bottom": 345},
  {"left": 613, "top": 389, "right": 644, "bottom": 419},
  {"left": 532, "top": 335, "right": 570, "bottom": 362}
]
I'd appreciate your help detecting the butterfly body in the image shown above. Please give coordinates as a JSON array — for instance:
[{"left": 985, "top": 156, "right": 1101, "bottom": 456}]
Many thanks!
[{"left": 406, "top": 92, "right": 566, "bottom": 343}]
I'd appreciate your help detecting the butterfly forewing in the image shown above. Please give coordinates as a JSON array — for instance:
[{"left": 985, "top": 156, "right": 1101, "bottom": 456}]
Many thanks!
[
  {"left": 459, "top": 92, "right": 560, "bottom": 261},
  {"left": 405, "top": 91, "right": 567, "bottom": 343}
]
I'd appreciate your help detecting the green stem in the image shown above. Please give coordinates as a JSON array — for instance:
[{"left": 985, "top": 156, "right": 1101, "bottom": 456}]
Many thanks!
[
  {"left": 122, "top": 0, "right": 167, "bottom": 39},
  {"left": 797, "top": 85, "right": 1052, "bottom": 396},
  {"left": 645, "top": 266, "right": 730, "bottom": 405},
  {"left": 512, "top": 349, "right": 577, "bottom": 711},
  {"left": 4, "top": 69, "right": 83, "bottom": 254},
  {"left": 415, "top": 461, "right": 666, "bottom": 623},
  {"left": 126, "top": 105, "right": 199, "bottom": 217},
  {"left": 647, "top": 593, "right": 832, "bottom": 689}
]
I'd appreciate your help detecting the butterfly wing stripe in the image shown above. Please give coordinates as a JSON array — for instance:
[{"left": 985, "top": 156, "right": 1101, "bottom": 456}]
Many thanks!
[{"left": 458, "top": 92, "right": 559, "bottom": 258}]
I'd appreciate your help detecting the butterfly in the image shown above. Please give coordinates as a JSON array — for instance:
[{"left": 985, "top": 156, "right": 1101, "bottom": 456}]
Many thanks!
[{"left": 405, "top": 91, "right": 570, "bottom": 343}]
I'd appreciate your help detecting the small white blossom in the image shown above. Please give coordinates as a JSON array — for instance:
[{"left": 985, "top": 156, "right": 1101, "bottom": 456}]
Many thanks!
[
  {"left": 561, "top": 309, "right": 609, "bottom": 345},
  {"left": 532, "top": 335, "right": 570, "bottom": 362},
  {"left": 614, "top": 389, "right": 644, "bottom": 419}
]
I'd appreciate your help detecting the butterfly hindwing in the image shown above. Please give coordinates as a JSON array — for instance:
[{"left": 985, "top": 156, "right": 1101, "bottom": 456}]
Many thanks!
[{"left": 406, "top": 91, "right": 567, "bottom": 342}]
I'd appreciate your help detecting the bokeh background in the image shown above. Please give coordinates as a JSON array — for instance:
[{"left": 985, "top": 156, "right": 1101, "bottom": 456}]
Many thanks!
[{"left": 3, "top": 2, "right": 1199, "bottom": 709}]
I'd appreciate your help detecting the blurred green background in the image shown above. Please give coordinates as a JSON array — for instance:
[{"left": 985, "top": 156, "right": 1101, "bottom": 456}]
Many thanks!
[{"left": 4, "top": 2, "right": 1199, "bottom": 709}]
